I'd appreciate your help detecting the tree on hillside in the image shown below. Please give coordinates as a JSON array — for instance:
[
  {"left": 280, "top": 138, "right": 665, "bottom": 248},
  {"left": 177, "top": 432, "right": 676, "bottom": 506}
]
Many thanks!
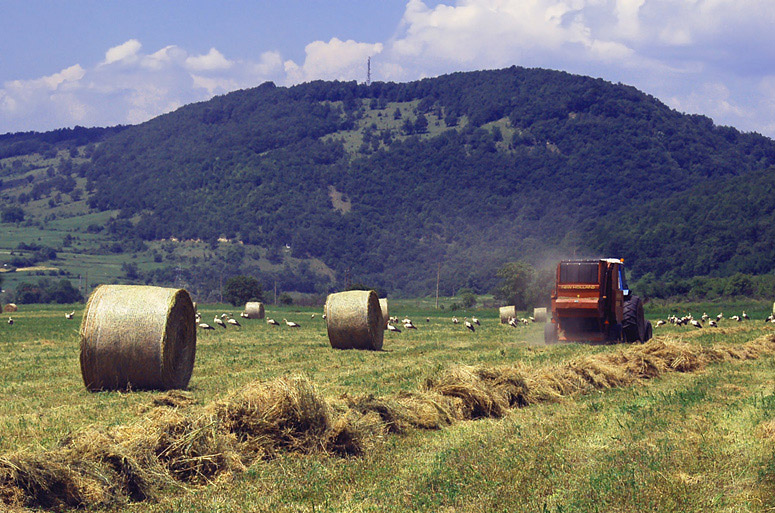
[
  {"left": 493, "top": 261, "right": 535, "bottom": 309},
  {"left": 223, "top": 275, "right": 263, "bottom": 306},
  {"left": 1, "top": 206, "right": 24, "bottom": 223}
]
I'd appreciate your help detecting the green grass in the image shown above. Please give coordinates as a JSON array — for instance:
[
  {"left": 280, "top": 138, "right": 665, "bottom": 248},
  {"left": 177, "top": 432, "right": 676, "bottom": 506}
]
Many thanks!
[{"left": 3, "top": 302, "right": 775, "bottom": 511}]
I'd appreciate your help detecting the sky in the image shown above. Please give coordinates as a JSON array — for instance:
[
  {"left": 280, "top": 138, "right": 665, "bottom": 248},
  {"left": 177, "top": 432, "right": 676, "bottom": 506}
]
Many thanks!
[{"left": 2, "top": 0, "right": 775, "bottom": 137}]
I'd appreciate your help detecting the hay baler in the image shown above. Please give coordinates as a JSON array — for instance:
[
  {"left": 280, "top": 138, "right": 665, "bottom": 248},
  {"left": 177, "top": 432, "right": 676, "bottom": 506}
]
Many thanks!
[{"left": 544, "top": 259, "right": 651, "bottom": 344}]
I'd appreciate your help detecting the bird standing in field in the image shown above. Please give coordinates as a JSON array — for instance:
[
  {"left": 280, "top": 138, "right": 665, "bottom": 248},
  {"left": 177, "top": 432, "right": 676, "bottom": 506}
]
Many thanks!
[
  {"left": 227, "top": 317, "right": 241, "bottom": 327},
  {"left": 452, "top": 317, "right": 459, "bottom": 324},
  {"left": 742, "top": 311, "right": 750, "bottom": 320},
  {"left": 731, "top": 315, "right": 741, "bottom": 322},
  {"left": 690, "top": 319, "right": 703, "bottom": 329},
  {"left": 387, "top": 323, "right": 401, "bottom": 333},
  {"left": 716, "top": 313, "right": 723, "bottom": 321},
  {"left": 403, "top": 320, "right": 417, "bottom": 330},
  {"left": 284, "top": 318, "right": 300, "bottom": 328},
  {"left": 709, "top": 320, "right": 718, "bottom": 327},
  {"left": 471, "top": 316, "right": 480, "bottom": 326},
  {"left": 656, "top": 320, "right": 666, "bottom": 327},
  {"left": 240, "top": 312, "right": 249, "bottom": 318},
  {"left": 464, "top": 318, "right": 475, "bottom": 332},
  {"left": 199, "top": 323, "right": 215, "bottom": 330},
  {"left": 214, "top": 316, "right": 227, "bottom": 328},
  {"left": 267, "top": 318, "right": 279, "bottom": 326},
  {"left": 65, "top": 311, "right": 75, "bottom": 319},
  {"left": 7, "top": 317, "right": 13, "bottom": 325}
]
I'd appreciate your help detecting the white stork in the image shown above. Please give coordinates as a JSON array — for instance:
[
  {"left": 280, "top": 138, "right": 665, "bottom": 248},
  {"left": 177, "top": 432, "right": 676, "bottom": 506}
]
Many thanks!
[
  {"left": 387, "top": 323, "right": 401, "bottom": 333},
  {"left": 284, "top": 318, "right": 300, "bottom": 328}
]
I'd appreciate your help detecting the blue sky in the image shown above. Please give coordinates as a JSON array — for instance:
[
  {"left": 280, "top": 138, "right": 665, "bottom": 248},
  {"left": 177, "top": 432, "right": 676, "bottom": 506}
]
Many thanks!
[{"left": 2, "top": 0, "right": 775, "bottom": 137}]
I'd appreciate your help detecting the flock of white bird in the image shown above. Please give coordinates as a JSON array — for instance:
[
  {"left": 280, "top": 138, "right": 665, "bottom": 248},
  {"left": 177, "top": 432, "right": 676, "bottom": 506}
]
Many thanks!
[
  {"left": 194, "top": 309, "right": 311, "bottom": 331},
  {"left": 655, "top": 310, "right": 760, "bottom": 329}
]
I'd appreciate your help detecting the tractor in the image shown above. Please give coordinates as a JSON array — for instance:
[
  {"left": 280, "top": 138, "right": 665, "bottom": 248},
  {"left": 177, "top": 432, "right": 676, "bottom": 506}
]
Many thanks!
[{"left": 544, "top": 259, "right": 652, "bottom": 344}]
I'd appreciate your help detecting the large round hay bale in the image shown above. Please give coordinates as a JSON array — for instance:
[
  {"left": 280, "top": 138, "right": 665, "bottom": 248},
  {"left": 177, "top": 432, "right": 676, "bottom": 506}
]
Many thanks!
[
  {"left": 379, "top": 298, "right": 389, "bottom": 329},
  {"left": 499, "top": 306, "right": 517, "bottom": 324},
  {"left": 533, "top": 307, "right": 547, "bottom": 323},
  {"left": 79, "top": 285, "right": 197, "bottom": 391},
  {"left": 244, "top": 301, "right": 265, "bottom": 319},
  {"left": 325, "top": 290, "right": 384, "bottom": 350},
  {"left": 3, "top": 303, "right": 18, "bottom": 313}
]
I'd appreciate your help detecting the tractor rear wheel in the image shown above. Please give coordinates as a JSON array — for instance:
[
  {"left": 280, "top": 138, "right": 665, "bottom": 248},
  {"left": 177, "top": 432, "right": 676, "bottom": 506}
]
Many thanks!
[
  {"left": 623, "top": 295, "right": 646, "bottom": 343},
  {"left": 544, "top": 322, "right": 558, "bottom": 344}
]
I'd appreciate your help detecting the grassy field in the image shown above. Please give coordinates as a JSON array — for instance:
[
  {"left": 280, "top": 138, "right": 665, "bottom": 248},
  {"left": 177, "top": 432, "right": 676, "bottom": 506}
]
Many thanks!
[{"left": 2, "top": 300, "right": 775, "bottom": 511}]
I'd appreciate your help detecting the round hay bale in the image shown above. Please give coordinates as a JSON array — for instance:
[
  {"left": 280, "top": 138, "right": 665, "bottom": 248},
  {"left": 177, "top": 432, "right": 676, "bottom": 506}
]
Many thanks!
[
  {"left": 379, "top": 298, "right": 389, "bottom": 329},
  {"left": 325, "top": 290, "right": 384, "bottom": 350},
  {"left": 79, "top": 285, "right": 197, "bottom": 391},
  {"left": 499, "top": 306, "right": 517, "bottom": 324},
  {"left": 3, "top": 303, "right": 18, "bottom": 313},
  {"left": 244, "top": 301, "right": 265, "bottom": 319},
  {"left": 533, "top": 307, "right": 547, "bottom": 323}
]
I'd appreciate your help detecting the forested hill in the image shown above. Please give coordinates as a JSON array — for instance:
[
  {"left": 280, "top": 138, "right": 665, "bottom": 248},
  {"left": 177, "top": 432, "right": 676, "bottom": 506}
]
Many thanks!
[{"left": 3, "top": 66, "right": 775, "bottom": 297}]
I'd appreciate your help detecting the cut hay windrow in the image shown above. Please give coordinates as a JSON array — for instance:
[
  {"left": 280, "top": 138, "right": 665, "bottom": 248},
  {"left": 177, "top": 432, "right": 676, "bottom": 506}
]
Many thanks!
[{"left": 3, "top": 335, "right": 775, "bottom": 511}]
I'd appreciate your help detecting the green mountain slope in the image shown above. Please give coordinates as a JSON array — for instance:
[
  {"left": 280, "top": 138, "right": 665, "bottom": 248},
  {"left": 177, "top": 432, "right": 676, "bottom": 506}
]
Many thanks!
[{"left": 2, "top": 67, "right": 775, "bottom": 298}]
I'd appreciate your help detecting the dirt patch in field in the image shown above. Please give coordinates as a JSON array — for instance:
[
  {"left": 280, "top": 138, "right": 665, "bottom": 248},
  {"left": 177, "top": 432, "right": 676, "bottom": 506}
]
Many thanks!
[{"left": 2, "top": 335, "right": 774, "bottom": 511}]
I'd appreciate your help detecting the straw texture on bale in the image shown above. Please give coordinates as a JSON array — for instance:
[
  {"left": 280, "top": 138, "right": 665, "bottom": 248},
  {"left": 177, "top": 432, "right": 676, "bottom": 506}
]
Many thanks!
[
  {"left": 325, "top": 290, "right": 384, "bottom": 350},
  {"left": 244, "top": 301, "right": 265, "bottom": 320},
  {"left": 499, "top": 305, "right": 517, "bottom": 323},
  {"left": 79, "top": 285, "right": 196, "bottom": 392},
  {"left": 379, "top": 298, "right": 389, "bottom": 329},
  {"left": 3, "top": 303, "right": 17, "bottom": 313},
  {"left": 533, "top": 307, "right": 547, "bottom": 323}
]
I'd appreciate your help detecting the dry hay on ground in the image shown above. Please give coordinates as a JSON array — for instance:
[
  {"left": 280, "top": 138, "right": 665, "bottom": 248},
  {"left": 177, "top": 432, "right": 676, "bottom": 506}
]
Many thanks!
[{"left": 4, "top": 335, "right": 775, "bottom": 511}]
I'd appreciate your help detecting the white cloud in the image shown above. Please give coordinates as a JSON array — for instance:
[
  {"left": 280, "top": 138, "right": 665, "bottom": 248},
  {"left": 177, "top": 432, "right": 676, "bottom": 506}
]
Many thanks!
[
  {"left": 0, "top": 41, "right": 284, "bottom": 132},
  {"left": 185, "top": 48, "right": 233, "bottom": 72},
  {"left": 284, "top": 38, "right": 383, "bottom": 83},
  {"left": 104, "top": 39, "right": 142, "bottom": 64}
]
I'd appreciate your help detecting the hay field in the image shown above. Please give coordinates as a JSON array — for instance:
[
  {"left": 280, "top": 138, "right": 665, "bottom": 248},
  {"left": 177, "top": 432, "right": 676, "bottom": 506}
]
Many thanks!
[{"left": 3, "top": 302, "right": 775, "bottom": 511}]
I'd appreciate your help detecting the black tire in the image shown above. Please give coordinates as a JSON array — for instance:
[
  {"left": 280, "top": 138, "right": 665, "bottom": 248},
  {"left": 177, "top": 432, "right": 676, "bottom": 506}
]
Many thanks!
[
  {"left": 623, "top": 295, "right": 646, "bottom": 343},
  {"left": 644, "top": 320, "right": 653, "bottom": 342},
  {"left": 544, "top": 322, "right": 558, "bottom": 345}
]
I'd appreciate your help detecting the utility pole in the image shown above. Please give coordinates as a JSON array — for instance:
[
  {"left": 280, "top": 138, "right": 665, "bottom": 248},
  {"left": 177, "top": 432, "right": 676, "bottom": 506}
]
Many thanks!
[
  {"left": 435, "top": 263, "right": 440, "bottom": 309},
  {"left": 367, "top": 57, "right": 371, "bottom": 86}
]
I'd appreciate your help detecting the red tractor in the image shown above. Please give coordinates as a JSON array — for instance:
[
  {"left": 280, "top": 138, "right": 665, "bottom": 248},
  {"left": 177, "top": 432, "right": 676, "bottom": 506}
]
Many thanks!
[{"left": 544, "top": 259, "right": 652, "bottom": 344}]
